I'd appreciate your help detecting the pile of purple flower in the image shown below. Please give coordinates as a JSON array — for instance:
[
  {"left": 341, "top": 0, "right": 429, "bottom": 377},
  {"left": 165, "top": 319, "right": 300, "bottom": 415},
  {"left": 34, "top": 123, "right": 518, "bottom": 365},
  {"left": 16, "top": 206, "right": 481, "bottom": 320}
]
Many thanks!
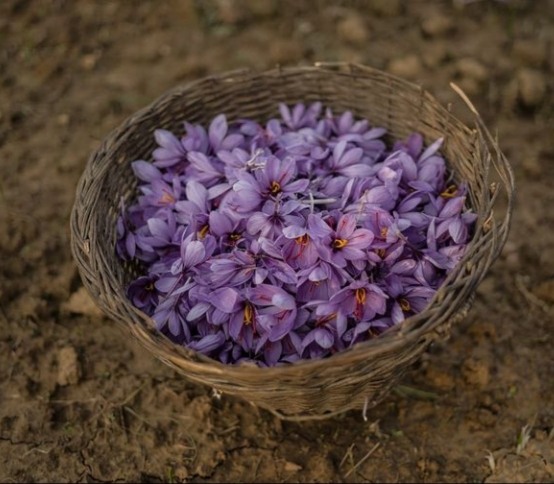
[{"left": 116, "top": 103, "right": 476, "bottom": 367}]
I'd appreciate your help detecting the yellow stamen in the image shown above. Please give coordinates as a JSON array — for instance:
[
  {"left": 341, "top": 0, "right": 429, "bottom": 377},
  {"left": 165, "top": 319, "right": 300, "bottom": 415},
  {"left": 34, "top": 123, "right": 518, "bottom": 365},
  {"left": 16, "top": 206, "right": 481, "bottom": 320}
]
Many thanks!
[
  {"left": 295, "top": 234, "right": 309, "bottom": 245},
  {"left": 399, "top": 298, "right": 411, "bottom": 312},
  {"left": 145, "top": 283, "right": 154, "bottom": 291},
  {"left": 243, "top": 303, "right": 254, "bottom": 325},
  {"left": 229, "top": 232, "right": 241, "bottom": 242},
  {"left": 380, "top": 227, "right": 388, "bottom": 238},
  {"left": 440, "top": 185, "right": 458, "bottom": 198},
  {"left": 198, "top": 224, "right": 209, "bottom": 239},
  {"left": 332, "top": 238, "right": 348, "bottom": 249},
  {"left": 355, "top": 288, "right": 367, "bottom": 305},
  {"left": 376, "top": 248, "right": 386, "bottom": 258},
  {"left": 269, "top": 180, "right": 281, "bottom": 195},
  {"left": 159, "top": 191, "right": 175, "bottom": 205}
]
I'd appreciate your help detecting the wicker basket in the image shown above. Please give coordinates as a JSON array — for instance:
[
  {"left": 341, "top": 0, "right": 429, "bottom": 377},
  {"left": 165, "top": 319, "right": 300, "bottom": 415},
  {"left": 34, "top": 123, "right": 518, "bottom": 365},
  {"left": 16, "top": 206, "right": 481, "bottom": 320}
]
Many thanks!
[{"left": 70, "top": 63, "right": 514, "bottom": 420}]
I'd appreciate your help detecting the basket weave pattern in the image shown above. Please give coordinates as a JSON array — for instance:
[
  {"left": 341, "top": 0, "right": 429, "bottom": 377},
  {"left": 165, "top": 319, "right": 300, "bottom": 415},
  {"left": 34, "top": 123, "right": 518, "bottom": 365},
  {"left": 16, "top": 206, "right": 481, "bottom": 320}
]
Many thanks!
[{"left": 70, "top": 64, "right": 514, "bottom": 420}]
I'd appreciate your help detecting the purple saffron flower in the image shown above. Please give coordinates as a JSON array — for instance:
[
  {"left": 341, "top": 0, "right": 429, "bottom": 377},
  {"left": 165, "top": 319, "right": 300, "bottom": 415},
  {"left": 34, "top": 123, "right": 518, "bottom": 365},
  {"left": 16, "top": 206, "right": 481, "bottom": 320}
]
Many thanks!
[
  {"left": 384, "top": 274, "right": 436, "bottom": 324},
  {"left": 394, "top": 132, "right": 424, "bottom": 159},
  {"left": 232, "top": 155, "right": 309, "bottom": 212},
  {"left": 152, "top": 129, "right": 188, "bottom": 168},
  {"left": 357, "top": 127, "right": 388, "bottom": 160},
  {"left": 301, "top": 325, "right": 336, "bottom": 358},
  {"left": 189, "top": 331, "right": 227, "bottom": 355},
  {"left": 116, "top": 207, "right": 137, "bottom": 261},
  {"left": 359, "top": 207, "right": 411, "bottom": 249},
  {"left": 411, "top": 140, "right": 447, "bottom": 193},
  {"left": 155, "top": 233, "right": 215, "bottom": 297},
  {"left": 205, "top": 237, "right": 297, "bottom": 288},
  {"left": 205, "top": 250, "right": 258, "bottom": 288},
  {"left": 207, "top": 114, "right": 244, "bottom": 153},
  {"left": 173, "top": 234, "right": 216, "bottom": 275},
  {"left": 138, "top": 177, "right": 183, "bottom": 212},
  {"left": 250, "top": 238, "right": 298, "bottom": 286},
  {"left": 328, "top": 110, "right": 369, "bottom": 136},
  {"left": 296, "top": 260, "right": 349, "bottom": 303},
  {"left": 190, "top": 287, "right": 245, "bottom": 340},
  {"left": 396, "top": 192, "right": 429, "bottom": 228},
  {"left": 205, "top": 290, "right": 259, "bottom": 350},
  {"left": 182, "top": 122, "right": 209, "bottom": 153},
  {"left": 185, "top": 151, "right": 225, "bottom": 187},
  {"left": 132, "top": 160, "right": 163, "bottom": 183},
  {"left": 136, "top": 212, "right": 180, "bottom": 253},
  {"left": 174, "top": 180, "right": 211, "bottom": 225},
  {"left": 217, "top": 146, "right": 252, "bottom": 171},
  {"left": 342, "top": 317, "right": 393, "bottom": 346},
  {"left": 419, "top": 137, "right": 444, "bottom": 163},
  {"left": 127, "top": 275, "right": 159, "bottom": 315},
  {"left": 152, "top": 293, "right": 191, "bottom": 339},
  {"left": 262, "top": 340, "right": 284, "bottom": 366},
  {"left": 246, "top": 199, "right": 305, "bottom": 239},
  {"left": 380, "top": 150, "right": 419, "bottom": 186},
  {"left": 426, "top": 193, "right": 465, "bottom": 219},
  {"left": 428, "top": 194, "right": 476, "bottom": 245},
  {"left": 356, "top": 182, "right": 398, "bottom": 213},
  {"left": 325, "top": 140, "right": 373, "bottom": 178},
  {"left": 367, "top": 240, "right": 406, "bottom": 269},
  {"left": 299, "top": 311, "right": 347, "bottom": 359},
  {"left": 308, "top": 213, "right": 374, "bottom": 268},
  {"left": 317, "top": 280, "right": 388, "bottom": 327},
  {"left": 279, "top": 102, "right": 322, "bottom": 130},
  {"left": 420, "top": 219, "right": 463, "bottom": 271},
  {"left": 281, "top": 223, "right": 319, "bottom": 269},
  {"left": 208, "top": 210, "right": 247, "bottom": 248},
  {"left": 247, "top": 284, "right": 297, "bottom": 342}
]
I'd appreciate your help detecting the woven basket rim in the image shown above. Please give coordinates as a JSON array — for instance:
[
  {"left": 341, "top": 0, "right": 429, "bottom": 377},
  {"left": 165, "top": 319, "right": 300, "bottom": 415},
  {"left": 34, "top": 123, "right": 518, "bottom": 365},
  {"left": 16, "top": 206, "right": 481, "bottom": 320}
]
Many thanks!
[{"left": 70, "top": 62, "right": 515, "bottom": 380}]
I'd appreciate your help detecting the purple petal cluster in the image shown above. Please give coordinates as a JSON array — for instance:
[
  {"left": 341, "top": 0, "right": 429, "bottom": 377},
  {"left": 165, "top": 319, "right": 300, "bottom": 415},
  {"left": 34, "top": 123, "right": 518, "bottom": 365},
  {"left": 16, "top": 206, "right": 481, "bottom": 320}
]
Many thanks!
[{"left": 116, "top": 103, "right": 476, "bottom": 367}]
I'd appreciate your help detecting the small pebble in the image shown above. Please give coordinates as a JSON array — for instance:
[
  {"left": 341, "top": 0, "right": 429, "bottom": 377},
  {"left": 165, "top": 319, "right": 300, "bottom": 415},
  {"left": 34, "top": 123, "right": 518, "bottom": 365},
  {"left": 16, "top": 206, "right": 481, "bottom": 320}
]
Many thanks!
[
  {"left": 388, "top": 55, "right": 422, "bottom": 80},
  {"left": 56, "top": 113, "right": 70, "bottom": 126},
  {"left": 269, "top": 39, "right": 302, "bottom": 64},
  {"left": 456, "top": 58, "right": 489, "bottom": 83},
  {"left": 422, "top": 14, "right": 454, "bottom": 37},
  {"left": 517, "top": 68, "right": 547, "bottom": 109},
  {"left": 80, "top": 53, "right": 99, "bottom": 71},
  {"left": 462, "top": 359, "right": 490, "bottom": 388},
  {"left": 62, "top": 286, "right": 103, "bottom": 318},
  {"left": 336, "top": 15, "right": 370, "bottom": 45},
  {"left": 425, "top": 366, "right": 455, "bottom": 391},
  {"left": 284, "top": 461, "right": 303, "bottom": 473},
  {"left": 57, "top": 346, "right": 81, "bottom": 386}
]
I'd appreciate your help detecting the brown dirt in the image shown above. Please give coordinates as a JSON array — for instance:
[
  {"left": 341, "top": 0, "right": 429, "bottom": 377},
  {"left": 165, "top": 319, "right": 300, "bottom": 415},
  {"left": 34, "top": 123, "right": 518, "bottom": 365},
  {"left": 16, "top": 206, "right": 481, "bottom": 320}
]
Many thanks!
[{"left": 1, "top": 0, "right": 553, "bottom": 482}]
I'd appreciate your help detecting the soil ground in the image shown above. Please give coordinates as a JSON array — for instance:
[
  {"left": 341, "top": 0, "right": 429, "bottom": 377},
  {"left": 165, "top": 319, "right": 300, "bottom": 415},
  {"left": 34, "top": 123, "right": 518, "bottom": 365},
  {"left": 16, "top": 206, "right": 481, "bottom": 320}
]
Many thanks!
[{"left": 1, "top": 0, "right": 553, "bottom": 482}]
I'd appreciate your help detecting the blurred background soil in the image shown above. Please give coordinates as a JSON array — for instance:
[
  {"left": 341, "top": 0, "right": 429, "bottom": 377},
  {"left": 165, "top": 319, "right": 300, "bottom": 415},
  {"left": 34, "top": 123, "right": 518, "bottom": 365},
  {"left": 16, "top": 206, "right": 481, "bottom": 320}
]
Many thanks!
[{"left": 0, "top": 0, "right": 553, "bottom": 482}]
